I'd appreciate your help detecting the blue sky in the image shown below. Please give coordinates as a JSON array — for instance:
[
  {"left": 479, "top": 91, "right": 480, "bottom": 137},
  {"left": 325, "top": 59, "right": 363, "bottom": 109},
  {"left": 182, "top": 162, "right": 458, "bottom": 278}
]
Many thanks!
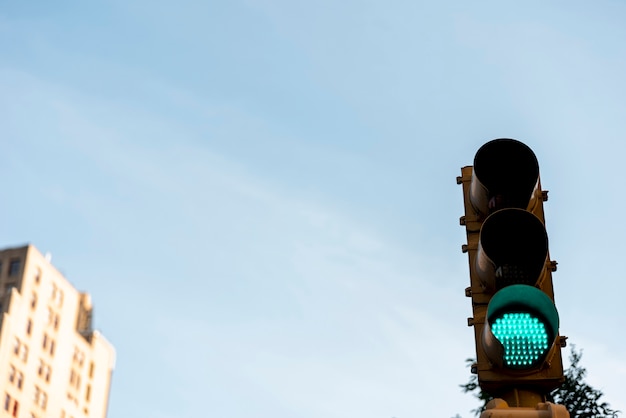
[{"left": 2, "top": 1, "right": 626, "bottom": 417}]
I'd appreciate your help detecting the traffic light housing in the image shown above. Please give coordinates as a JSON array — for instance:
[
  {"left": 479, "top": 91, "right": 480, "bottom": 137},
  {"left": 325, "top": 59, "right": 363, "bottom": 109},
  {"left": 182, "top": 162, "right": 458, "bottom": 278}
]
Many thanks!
[{"left": 458, "top": 139, "right": 565, "bottom": 400}]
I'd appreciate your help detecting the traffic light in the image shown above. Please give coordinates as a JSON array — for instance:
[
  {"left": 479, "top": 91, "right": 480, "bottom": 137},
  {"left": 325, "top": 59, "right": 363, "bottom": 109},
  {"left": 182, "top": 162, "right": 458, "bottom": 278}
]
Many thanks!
[{"left": 457, "top": 139, "right": 566, "bottom": 404}]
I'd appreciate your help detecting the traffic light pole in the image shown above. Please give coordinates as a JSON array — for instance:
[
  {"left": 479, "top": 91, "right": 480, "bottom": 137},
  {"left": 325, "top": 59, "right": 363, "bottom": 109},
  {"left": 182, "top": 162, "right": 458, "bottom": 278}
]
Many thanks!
[{"left": 481, "top": 398, "right": 569, "bottom": 418}]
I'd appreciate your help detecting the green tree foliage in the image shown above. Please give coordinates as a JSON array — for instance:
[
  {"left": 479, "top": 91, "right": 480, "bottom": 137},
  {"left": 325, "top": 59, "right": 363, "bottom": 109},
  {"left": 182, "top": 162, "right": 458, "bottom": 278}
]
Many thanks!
[
  {"left": 459, "top": 346, "right": 620, "bottom": 418},
  {"left": 459, "top": 358, "right": 492, "bottom": 417},
  {"left": 548, "top": 346, "right": 620, "bottom": 418}
]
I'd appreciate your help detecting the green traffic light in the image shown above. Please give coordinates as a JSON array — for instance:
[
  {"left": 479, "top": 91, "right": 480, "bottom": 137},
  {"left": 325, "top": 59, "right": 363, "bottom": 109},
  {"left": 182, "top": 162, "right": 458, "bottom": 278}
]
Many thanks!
[
  {"left": 485, "top": 284, "right": 559, "bottom": 370},
  {"left": 491, "top": 312, "right": 550, "bottom": 368}
]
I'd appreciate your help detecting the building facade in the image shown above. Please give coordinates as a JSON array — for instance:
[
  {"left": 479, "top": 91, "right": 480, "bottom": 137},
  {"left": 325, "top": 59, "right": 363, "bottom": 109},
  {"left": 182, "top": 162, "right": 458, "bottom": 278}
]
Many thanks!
[{"left": 0, "top": 245, "right": 115, "bottom": 418}]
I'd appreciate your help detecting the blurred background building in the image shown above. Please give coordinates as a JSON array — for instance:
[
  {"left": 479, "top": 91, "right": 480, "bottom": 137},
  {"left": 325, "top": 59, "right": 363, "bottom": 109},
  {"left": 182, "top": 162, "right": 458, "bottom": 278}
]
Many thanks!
[{"left": 0, "top": 245, "right": 115, "bottom": 418}]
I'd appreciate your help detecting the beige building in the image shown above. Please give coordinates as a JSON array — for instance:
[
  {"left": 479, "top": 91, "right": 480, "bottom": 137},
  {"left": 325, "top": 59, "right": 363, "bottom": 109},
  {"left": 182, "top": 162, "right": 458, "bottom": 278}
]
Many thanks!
[{"left": 0, "top": 245, "right": 115, "bottom": 418}]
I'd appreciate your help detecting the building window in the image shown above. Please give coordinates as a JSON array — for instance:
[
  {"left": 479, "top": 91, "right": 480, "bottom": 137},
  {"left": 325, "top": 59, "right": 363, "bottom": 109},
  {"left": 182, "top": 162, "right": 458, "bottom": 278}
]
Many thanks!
[
  {"left": 72, "top": 347, "right": 85, "bottom": 366},
  {"left": 37, "top": 359, "right": 52, "bottom": 382},
  {"left": 8, "top": 259, "right": 21, "bottom": 277},
  {"left": 49, "top": 283, "right": 56, "bottom": 298},
  {"left": 85, "top": 384, "right": 91, "bottom": 402},
  {"left": 42, "top": 334, "right": 55, "bottom": 356},
  {"left": 30, "top": 293, "right": 37, "bottom": 310},
  {"left": 69, "top": 369, "right": 83, "bottom": 390},
  {"left": 34, "top": 268, "right": 41, "bottom": 284},
  {"left": 45, "top": 307, "right": 61, "bottom": 331},
  {"left": 16, "top": 372, "right": 23, "bottom": 390},
  {"left": 33, "top": 386, "right": 47, "bottom": 410},
  {"left": 7, "top": 366, "right": 23, "bottom": 390},
  {"left": 88, "top": 362, "right": 94, "bottom": 378},
  {"left": 66, "top": 391, "right": 79, "bottom": 406},
  {"left": 26, "top": 319, "right": 33, "bottom": 336},
  {"left": 19, "top": 344, "right": 28, "bottom": 362},
  {"left": 69, "top": 370, "right": 76, "bottom": 387},
  {"left": 8, "top": 365, "right": 15, "bottom": 383},
  {"left": 13, "top": 338, "right": 28, "bottom": 362},
  {"left": 55, "top": 290, "right": 64, "bottom": 307},
  {"left": 4, "top": 393, "right": 18, "bottom": 417}
]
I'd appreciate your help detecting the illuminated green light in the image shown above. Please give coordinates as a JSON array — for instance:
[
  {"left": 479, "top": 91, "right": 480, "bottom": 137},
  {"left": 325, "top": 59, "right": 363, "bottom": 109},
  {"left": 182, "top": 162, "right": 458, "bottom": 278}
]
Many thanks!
[
  {"left": 484, "top": 285, "right": 559, "bottom": 370},
  {"left": 492, "top": 312, "right": 549, "bottom": 368}
]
